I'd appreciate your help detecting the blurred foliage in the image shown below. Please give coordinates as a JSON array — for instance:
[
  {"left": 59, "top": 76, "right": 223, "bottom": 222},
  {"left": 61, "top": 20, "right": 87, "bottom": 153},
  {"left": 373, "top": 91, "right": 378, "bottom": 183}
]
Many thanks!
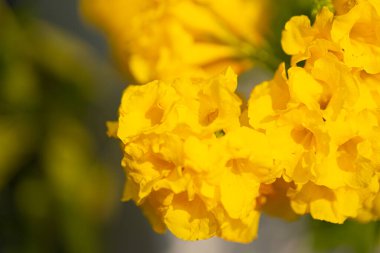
[
  {"left": 309, "top": 219, "right": 380, "bottom": 253},
  {"left": 0, "top": 2, "right": 118, "bottom": 253}
]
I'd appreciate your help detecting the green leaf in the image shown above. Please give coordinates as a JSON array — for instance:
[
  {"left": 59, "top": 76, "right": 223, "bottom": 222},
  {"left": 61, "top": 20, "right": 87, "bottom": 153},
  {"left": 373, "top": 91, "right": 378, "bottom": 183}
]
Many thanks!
[{"left": 309, "top": 218, "right": 380, "bottom": 253}]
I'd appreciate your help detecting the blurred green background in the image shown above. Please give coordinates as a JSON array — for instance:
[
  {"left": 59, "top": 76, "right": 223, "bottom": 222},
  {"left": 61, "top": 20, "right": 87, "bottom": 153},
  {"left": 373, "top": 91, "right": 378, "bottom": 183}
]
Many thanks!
[
  {"left": 0, "top": 1, "right": 379, "bottom": 253},
  {"left": 0, "top": 1, "right": 166, "bottom": 252}
]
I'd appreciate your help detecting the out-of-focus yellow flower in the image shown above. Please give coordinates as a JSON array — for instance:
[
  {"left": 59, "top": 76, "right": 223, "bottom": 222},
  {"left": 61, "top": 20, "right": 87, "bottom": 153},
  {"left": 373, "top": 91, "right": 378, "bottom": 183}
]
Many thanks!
[
  {"left": 332, "top": 0, "right": 380, "bottom": 14},
  {"left": 248, "top": 5, "right": 380, "bottom": 224},
  {"left": 332, "top": 0, "right": 359, "bottom": 14},
  {"left": 80, "top": 0, "right": 269, "bottom": 83},
  {"left": 109, "top": 69, "right": 281, "bottom": 242}
]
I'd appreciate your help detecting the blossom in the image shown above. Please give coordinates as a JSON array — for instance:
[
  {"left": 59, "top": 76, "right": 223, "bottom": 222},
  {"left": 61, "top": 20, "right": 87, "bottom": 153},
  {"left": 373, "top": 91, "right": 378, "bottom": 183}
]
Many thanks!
[
  {"left": 249, "top": 60, "right": 380, "bottom": 223},
  {"left": 248, "top": 5, "right": 380, "bottom": 223},
  {"left": 333, "top": 0, "right": 360, "bottom": 14},
  {"left": 331, "top": 0, "right": 380, "bottom": 74},
  {"left": 283, "top": 0, "right": 380, "bottom": 74},
  {"left": 80, "top": 0, "right": 269, "bottom": 83},
  {"left": 109, "top": 69, "right": 280, "bottom": 242}
]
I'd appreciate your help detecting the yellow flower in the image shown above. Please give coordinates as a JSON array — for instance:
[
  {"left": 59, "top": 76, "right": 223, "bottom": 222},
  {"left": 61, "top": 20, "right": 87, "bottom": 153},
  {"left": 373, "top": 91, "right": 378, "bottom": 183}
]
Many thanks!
[
  {"left": 110, "top": 69, "right": 280, "bottom": 242},
  {"left": 355, "top": 177, "right": 380, "bottom": 222},
  {"left": 283, "top": 1, "right": 380, "bottom": 74},
  {"left": 248, "top": 5, "right": 380, "bottom": 223},
  {"left": 288, "top": 182, "right": 361, "bottom": 223},
  {"left": 333, "top": 0, "right": 359, "bottom": 14},
  {"left": 258, "top": 178, "right": 299, "bottom": 221},
  {"left": 116, "top": 67, "right": 241, "bottom": 142},
  {"left": 333, "top": 0, "right": 380, "bottom": 14},
  {"left": 281, "top": 7, "right": 339, "bottom": 67},
  {"left": 331, "top": 0, "right": 380, "bottom": 74},
  {"left": 80, "top": 0, "right": 269, "bottom": 83}
]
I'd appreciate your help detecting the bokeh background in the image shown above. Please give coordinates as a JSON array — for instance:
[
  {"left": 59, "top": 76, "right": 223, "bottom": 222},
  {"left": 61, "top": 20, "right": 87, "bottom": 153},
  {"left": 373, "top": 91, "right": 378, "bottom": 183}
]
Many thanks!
[{"left": 1, "top": 0, "right": 379, "bottom": 252}]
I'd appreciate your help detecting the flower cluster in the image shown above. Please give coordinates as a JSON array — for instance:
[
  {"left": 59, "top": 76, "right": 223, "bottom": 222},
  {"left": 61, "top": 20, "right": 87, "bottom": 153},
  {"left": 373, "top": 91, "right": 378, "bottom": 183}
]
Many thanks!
[
  {"left": 81, "top": 0, "right": 269, "bottom": 83},
  {"left": 108, "top": 69, "right": 282, "bottom": 242},
  {"left": 249, "top": 1, "right": 380, "bottom": 223},
  {"left": 104, "top": 0, "right": 380, "bottom": 243}
]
